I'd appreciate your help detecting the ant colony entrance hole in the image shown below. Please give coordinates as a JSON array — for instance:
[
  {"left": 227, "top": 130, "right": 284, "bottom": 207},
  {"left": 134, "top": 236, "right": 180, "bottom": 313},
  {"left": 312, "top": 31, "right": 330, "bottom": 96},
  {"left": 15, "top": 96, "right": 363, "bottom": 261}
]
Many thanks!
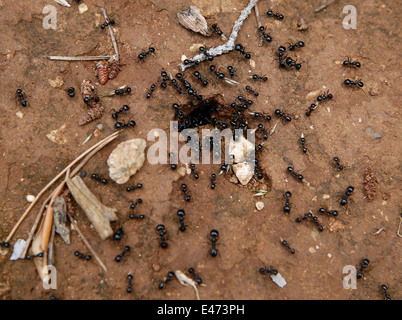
[{"left": 172, "top": 96, "right": 272, "bottom": 192}]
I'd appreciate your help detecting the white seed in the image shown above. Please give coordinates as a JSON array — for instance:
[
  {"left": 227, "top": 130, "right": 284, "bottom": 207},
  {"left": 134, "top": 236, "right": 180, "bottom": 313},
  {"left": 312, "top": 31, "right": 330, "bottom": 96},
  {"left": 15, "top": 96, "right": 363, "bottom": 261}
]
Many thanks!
[{"left": 26, "top": 194, "right": 35, "bottom": 203}]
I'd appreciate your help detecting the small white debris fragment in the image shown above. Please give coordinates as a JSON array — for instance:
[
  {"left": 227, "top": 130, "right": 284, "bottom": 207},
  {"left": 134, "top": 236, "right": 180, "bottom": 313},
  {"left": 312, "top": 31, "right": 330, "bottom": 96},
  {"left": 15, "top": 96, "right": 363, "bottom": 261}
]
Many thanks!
[
  {"left": 309, "top": 247, "right": 316, "bottom": 253},
  {"left": 78, "top": 3, "right": 88, "bottom": 14},
  {"left": 249, "top": 59, "right": 256, "bottom": 69},
  {"left": 322, "top": 194, "right": 330, "bottom": 199},
  {"left": 16, "top": 111, "right": 24, "bottom": 119},
  {"left": 26, "top": 194, "right": 35, "bottom": 203},
  {"left": 181, "top": 55, "right": 188, "bottom": 62},
  {"left": 255, "top": 201, "right": 264, "bottom": 211},
  {"left": 174, "top": 270, "right": 200, "bottom": 300},
  {"left": 270, "top": 273, "right": 287, "bottom": 288},
  {"left": 10, "top": 239, "right": 27, "bottom": 260},
  {"left": 54, "top": 0, "right": 71, "bottom": 7}
]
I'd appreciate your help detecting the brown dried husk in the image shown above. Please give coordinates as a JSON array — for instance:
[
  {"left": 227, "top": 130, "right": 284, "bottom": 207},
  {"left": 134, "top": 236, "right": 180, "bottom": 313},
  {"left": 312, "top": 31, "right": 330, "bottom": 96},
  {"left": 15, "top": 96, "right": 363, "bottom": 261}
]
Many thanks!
[{"left": 177, "top": 6, "right": 211, "bottom": 37}]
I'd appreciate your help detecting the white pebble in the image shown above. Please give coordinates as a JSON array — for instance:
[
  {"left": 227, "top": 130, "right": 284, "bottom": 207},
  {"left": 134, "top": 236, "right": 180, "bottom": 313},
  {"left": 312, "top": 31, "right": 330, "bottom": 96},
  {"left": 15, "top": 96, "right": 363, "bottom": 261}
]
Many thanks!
[
  {"left": 26, "top": 194, "right": 35, "bottom": 203},
  {"left": 255, "top": 201, "right": 264, "bottom": 211}
]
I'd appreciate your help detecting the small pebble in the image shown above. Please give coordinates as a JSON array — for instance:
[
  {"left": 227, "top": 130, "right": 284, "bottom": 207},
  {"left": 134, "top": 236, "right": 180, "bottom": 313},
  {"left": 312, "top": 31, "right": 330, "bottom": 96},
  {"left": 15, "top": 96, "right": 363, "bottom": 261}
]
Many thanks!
[
  {"left": 26, "top": 194, "right": 35, "bottom": 203},
  {"left": 255, "top": 201, "right": 264, "bottom": 211},
  {"left": 80, "top": 170, "right": 87, "bottom": 178}
]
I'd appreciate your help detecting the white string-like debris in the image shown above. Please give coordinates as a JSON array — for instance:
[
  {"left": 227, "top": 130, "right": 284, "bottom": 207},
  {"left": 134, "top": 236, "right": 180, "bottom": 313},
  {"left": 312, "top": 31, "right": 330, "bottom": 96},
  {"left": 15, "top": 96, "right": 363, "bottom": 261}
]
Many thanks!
[
  {"left": 180, "top": 0, "right": 259, "bottom": 71},
  {"left": 174, "top": 270, "right": 200, "bottom": 300}
]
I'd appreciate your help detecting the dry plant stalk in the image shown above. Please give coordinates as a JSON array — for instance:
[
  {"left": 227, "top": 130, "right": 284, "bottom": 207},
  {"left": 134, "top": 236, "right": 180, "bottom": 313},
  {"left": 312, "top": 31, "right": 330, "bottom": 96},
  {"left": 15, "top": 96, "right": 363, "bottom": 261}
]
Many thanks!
[
  {"left": 101, "top": 8, "right": 119, "bottom": 61},
  {"left": 46, "top": 55, "right": 112, "bottom": 61},
  {"left": 177, "top": 6, "right": 211, "bottom": 36},
  {"left": 180, "top": 0, "right": 259, "bottom": 71},
  {"left": 66, "top": 176, "right": 118, "bottom": 240}
]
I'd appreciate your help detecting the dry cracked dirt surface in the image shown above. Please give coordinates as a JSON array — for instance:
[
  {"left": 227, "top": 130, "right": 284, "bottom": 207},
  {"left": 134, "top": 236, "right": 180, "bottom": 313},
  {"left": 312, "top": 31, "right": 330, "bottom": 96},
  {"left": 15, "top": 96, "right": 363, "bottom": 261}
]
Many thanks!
[{"left": 0, "top": 0, "right": 401, "bottom": 300}]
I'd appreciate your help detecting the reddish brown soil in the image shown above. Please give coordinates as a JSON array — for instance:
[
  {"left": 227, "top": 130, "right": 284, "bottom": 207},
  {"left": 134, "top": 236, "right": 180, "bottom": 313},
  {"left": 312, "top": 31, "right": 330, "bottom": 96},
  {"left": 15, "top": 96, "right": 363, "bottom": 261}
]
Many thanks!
[{"left": 0, "top": 0, "right": 400, "bottom": 300}]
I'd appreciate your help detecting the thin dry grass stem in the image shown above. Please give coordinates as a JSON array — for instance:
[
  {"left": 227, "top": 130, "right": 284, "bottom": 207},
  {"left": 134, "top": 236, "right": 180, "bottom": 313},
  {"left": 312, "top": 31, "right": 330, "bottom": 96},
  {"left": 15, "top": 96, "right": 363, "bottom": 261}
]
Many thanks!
[
  {"left": 46, "top": 55, "right": 112, "bottom": 61},
  {"left": 67, "top": 212, "right": 107, "bottom": 272},
  {"left": 101, "top": 8, "right": 119, "bottom": 61}
]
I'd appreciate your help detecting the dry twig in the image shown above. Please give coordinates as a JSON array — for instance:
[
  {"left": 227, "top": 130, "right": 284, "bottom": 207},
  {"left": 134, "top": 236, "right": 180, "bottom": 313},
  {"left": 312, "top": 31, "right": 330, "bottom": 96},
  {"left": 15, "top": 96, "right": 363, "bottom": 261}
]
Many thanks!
[
  {"left": 46, "top": 55, "right": 112, "bottom": 61},
  {"left": 180, "top": 0, "right": 259, "bottom": 71},
  {"left": 101, "top": 8, "right": 119, "bottom": 61}
]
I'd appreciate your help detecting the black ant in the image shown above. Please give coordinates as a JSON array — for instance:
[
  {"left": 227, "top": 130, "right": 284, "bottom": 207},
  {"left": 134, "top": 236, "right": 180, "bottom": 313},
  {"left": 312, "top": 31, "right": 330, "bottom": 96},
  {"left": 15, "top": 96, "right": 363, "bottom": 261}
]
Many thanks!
[
  {"left": 248, "top": 111, "right": 271, "bottom": 121},
  {"left": 101, "top": 19, "right": 115, "bottom": 29},
  {"left": 317, "top": 90, "right": 333, "bottom": 103},
  {"left": 340, "top": 186, "right": 354, "bottom": 206},
  {"left": 190, "top": 164, "right": 199, "bottom": 179},
  {"left": 227, "top": 66, "right": 236, "bottom": 77},
  {"left": 188, "top": 268, "right": 203, "bottom": 284},
  {"left": 16, "top": 89, "right": 27, "bottom": 107},
  {"left": 113, "top": 226, "right": 123, "bottom": 241},
  {"left": 259, "top": 267, "right": 278, "bottom": 276},
  {"left": 275, "top": 109, "right": 291, "bottom": 122},
  {"left": 160, "top": 71, "right": 169, "bottom": 89},
  {"left": 344, "top": 79, "right": 364, "bottom": 88},
  {"left": 126, "top": 274, "right": 133, "bottom": 293},
  {"left": 0, "top": 241, "right": 10, "bottom": 248},
  {"left": 91, "top": 173, "right": 108, "bottom": 184},
  {"left": 211, "top": 24, "right": 224, "bottom": 36},
  {"left": 114, "top": 87, "right": 131, "bottom": 95},
  {"left": 126, "top": 183, "right": 143, "bottom": 192},
  {"left": 158, "top": 271, "right": 174, "bottom": 289},
  {"left": 156, "top": 224, "right": 168, "bottom": 248},
  {"left": 257, "top": 124, "right": 268, "bottom": 140},
  {"left": 66, "top": 87, "right": 75, "bottom": 98},
  {"left": 287, "top": 166, "right": 303, "bottom": 181},
  {"left": 248, "top": 74, "right": 268, "bottom": 82},
  {"left": 209, "top": 229, "right": 219, "bottom": 257},
  {"left": 283, "top": 191, "right": 291, "bottom": 214},
  {"left": 74, "top": 251, "right": 91, "bottom": 260},
  {"left": 183, "top": 58, "right": 200, "bottom": 67},
  {"left": 209, "top": 65, "right": 225, "bottom": 79},
  {"left": 112, "top": 105, "right": 130, "bottom": 119},
  {"left": 305, "top": 103, "right": 317, "bottom": 117},
  {"left": 318, "top": 208, "right": 338, "bottom": 217},
  {"left": 138, "top": 47, "right": 155, "bottom": 60},
  {"left": 199, "top": 46, "right": 214, "bottom": 61},
  {"left": 181, "top": 183, "right": 191, "bottom": 202},
  {"left": 333, "top": 157, "right": 343, "bottom": 171},
  {"left": 281, "top": 239, "right": 295, "bottom": 254},
  {"left": 210, "top": 173, "right": 216, "bottom": 189},
  {"left": 300, "top": 133, "right": 307, "bottom": 153},
  {"left": 171, "top": 78, "right": 183, "bottom": 94},
  {"left": 192, "top": 71, "right": 208, "bottom": 87},
  {"left": 381, "top": 284, "right": 391, "bottom": 300},
  {"left": 114, "top": 117, "right": 136, "bottom": 129},
  {"left": 284, "top": 56, "right": 302, "bottom": 70},
  {"left": 295, "top": 212, "right": 324, "bottom": 232},
  {"left": 25, "top": 252, "right": 44, "bottom": 259},
  {"left": 129, "top": 198, "right": 143, "bottom": 209},
  {"left": 146, "top": 84, "right": 156, "bottom": 98},
  {"left": 266, "top": 10, "right": 284, "bottom": 20},
  {"left": 258, "top": 26, "right": 272, "bottom": 43},
  {"left": 245, "top": 85, "right": 259, "bottom": 96},
  {"left": 356, "top": 258, "right": 370, "bottom": 279},
  {"left": 234, "top": 44, "right": 251, "bottom": 60},
  {"left": 236, "top": 95, "right": 253, "bottom": 106},
  {"left": 115, "top": 246, "right": 130, "bottom": 262},
  {"left": 343, "top": 57, "right": 361, "bottom": 68},
  {"left": 177, "top": 209, "right": 186, "bottom": 232},
  {"left": 288, "top": 41, "right": 304, "bottom": 51}
]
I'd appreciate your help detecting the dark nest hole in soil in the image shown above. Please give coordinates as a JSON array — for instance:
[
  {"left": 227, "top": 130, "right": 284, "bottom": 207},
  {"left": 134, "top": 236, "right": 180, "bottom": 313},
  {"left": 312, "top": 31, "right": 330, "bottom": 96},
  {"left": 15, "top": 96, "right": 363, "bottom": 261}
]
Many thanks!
[{"left": 172, "top": 95, "right": 272, "bottom": 190}]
